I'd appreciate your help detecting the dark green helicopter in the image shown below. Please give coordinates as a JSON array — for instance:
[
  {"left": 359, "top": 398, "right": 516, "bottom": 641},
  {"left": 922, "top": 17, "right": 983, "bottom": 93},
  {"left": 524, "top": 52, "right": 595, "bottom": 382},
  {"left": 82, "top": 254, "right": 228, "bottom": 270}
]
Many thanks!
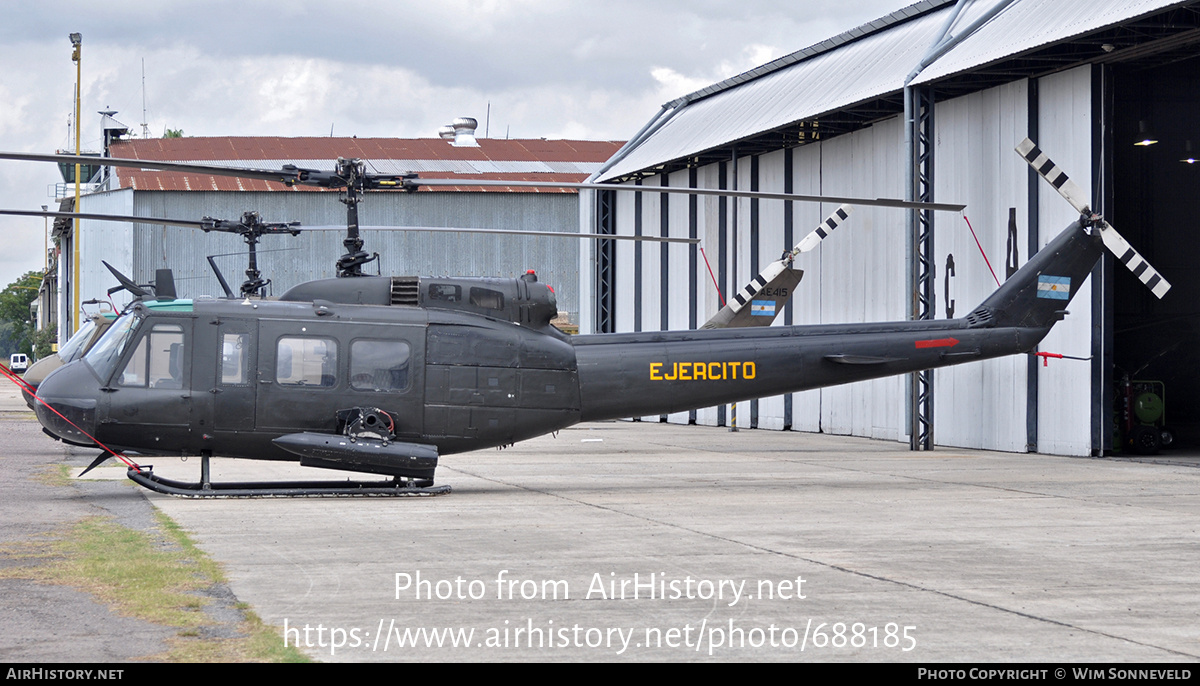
[{"left": 0, "top": 141, "right": 1169, "bottom": 496}]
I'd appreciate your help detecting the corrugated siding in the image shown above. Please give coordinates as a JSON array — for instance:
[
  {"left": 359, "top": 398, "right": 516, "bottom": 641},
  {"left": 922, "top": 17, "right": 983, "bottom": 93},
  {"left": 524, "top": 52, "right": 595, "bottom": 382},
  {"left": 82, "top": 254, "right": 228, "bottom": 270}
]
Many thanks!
[
  {"left": 613, "top": 181, "right": 639, "bottom": 336},
  {"left": 755, "top": 149, "right": 789, "bottom": 431},
  {"left": 816, "top": 120, "right": 908, "bottom": 442},
  {"left": 666, "top": 169, "right": 693, "bottom": 425},
  {"left": 128, "top": 191, "right": 581, "bottom": 317},
  {"left": 790, "top": 144, "right": 827, "bottom": 434},
  {"left": 932, "top": 79, "right": 1031, "bottom": 452},
  {"left": 76, "top": 189, "right": 135, "bottom": 312},
  {"left": 576, "top": 189, "right": 597, "bottom": 334},
  {"left": 612, "top": 117, "right": 912, "bottom": 441},
  {"left": 636, "top": 182, "right": 663, "bottom": 422},
  {"left": 729, "top": 156, "right": 752, "bottom": 429},
  {"left": 599, "top": 71, "right": 1098, "bottom": 453},
  {"left": 693, "top": 165, "right": 724, "bottom": 428},
  {"left": 1034, "top": 66, "right": 1094, "bottom": 456}
]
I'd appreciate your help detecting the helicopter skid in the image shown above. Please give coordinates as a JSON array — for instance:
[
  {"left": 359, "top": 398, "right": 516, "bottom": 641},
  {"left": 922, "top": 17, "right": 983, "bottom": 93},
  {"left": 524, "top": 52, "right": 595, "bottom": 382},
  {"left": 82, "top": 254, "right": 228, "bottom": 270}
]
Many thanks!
[{"left": 126, "top": 465, "right": 450, "bottom": 498}]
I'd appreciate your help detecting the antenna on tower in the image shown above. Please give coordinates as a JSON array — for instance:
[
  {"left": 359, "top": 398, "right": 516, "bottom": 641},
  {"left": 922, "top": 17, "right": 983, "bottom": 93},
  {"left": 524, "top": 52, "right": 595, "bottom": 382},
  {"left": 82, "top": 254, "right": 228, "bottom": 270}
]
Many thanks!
[{"left": 140, "top": 59, "right": 150, "bottom": 139}]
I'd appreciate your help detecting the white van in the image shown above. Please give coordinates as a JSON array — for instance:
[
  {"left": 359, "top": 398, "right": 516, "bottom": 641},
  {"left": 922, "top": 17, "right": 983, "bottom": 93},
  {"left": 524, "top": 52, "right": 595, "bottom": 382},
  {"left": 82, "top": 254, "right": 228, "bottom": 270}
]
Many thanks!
[{"left": 10, "top": 353, "right": 28, "bottom": 374}]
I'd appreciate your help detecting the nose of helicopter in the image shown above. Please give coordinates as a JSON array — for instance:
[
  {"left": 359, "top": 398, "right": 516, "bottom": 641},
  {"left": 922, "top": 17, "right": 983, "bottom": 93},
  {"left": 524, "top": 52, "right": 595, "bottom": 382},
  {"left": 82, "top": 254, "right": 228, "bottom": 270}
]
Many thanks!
[{"left": 33, "top": 362, "right": 101, "bottom": 447}]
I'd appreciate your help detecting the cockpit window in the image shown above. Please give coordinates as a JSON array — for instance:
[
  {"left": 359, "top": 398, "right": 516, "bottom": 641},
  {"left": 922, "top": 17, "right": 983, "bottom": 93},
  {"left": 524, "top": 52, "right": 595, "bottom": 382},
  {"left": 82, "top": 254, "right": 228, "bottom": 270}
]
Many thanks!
[
  {"left": 84, "top": 313, "right": 141, "bottom": 382},
  {"left": 119, "top": 324, "right": 185, "bottom": 388},
  {"left": 57, "top": 319, "right": 99, "bottom": 363}
]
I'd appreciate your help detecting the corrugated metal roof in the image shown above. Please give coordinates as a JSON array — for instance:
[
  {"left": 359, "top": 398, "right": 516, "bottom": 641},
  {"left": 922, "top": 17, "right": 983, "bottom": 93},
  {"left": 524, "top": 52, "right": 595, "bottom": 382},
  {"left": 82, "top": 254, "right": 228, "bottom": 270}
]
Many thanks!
[
  {"left": 117, "top": 171, "right": 602, "bottom": 193},
  {"left": 666, "top": 0, "right": 954, "bottom": 107},
  {"left": 129, "top": 158, "right": 604, "bottom": 175},
  {"left": 112, "top": 137, "right": 622, "bottom": 161},
  {"left": 912, "top": 0, "right": 1192, "bottom": 83},
  {"left": 109, "top": 137, "right": 622, "bottom": 193},
  {"left": 598, "top": 0, "right": 1188, "bottom": 181},
  {"left": 598, "top": 2, "right": 960, "bottom": 180}
]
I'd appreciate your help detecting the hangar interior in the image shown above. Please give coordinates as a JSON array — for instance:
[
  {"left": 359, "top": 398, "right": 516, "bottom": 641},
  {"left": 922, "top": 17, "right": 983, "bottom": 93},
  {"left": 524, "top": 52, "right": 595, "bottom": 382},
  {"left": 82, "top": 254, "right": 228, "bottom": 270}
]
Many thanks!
[
  {"left": 1111, "top": 54, "right": 1200, "bottom": 450},
  {"left": 582, "top": 0, "right": 1200, "bottom": 456}
]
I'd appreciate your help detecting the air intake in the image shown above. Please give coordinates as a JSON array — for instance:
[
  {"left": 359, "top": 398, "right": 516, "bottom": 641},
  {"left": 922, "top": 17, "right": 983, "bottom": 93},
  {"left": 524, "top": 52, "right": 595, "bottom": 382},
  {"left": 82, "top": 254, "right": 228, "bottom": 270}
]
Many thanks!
[
  {"left": 390, "top": 277, "right": 419, "bottom": 306},
  {"left": 966, "top": 307, "right": 994, "bottom": 328}
]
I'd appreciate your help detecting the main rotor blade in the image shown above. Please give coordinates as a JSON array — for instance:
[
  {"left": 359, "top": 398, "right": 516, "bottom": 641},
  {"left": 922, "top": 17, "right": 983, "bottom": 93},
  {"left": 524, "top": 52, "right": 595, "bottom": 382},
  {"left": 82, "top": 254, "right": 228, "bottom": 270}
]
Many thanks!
[
  {"left": 1015, "top": 138, "right": 1170, "bottom": 299},
  {"left": 1, "top": 150, "right": 965, "bottom": 211},
  {"left": 412, "top": 178, "right": 966, "bottom": 212},
  {"left": 0, "top": 151, "right": 304, "bottom": 185},
  {"left": 0, "top": 208, "right": 208, "bottom": 229},
  {"left": 0, "top": 209, "right": 695, "bottom": 245},
  {"left": 303, "top": 224, "right": 700, "bottom": 244}
]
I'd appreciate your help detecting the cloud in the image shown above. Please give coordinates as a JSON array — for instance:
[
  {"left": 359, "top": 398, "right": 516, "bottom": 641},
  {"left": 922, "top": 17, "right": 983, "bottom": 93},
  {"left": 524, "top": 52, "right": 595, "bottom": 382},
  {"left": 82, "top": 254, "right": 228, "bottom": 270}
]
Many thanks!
[
  {"left": 649, "top": 43, "right": 789, "bottom": 103},
  {"left": 0, "top": 0, "right": 911, "bottom": 290}
]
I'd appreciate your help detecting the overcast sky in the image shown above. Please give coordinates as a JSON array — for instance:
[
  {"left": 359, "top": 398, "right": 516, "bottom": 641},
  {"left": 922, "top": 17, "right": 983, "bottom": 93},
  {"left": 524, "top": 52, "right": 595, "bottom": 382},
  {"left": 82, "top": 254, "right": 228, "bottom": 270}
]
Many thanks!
[{"left": 0, "top": 0, "right": 913, "bottom": 294}]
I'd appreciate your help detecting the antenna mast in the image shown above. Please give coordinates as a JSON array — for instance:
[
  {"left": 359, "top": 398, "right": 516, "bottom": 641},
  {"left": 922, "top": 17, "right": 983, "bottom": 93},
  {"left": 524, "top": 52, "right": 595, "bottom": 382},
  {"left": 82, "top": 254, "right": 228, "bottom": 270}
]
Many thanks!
[{"left": 140, "top": 59, "right": 150, "bottom": 139}]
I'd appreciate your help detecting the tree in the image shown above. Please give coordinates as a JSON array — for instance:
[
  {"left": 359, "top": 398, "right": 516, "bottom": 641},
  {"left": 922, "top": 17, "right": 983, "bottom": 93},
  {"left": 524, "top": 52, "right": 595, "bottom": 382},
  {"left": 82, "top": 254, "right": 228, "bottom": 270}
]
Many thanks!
[
  {"left": 0, "top": 271, "right": 43, "bottom": 359},
  {"left": 32, "top": 325, "right": 57, "bottom": 360},
  {"left": 163, "top": 128, "right": 185, "bottom": 138}
]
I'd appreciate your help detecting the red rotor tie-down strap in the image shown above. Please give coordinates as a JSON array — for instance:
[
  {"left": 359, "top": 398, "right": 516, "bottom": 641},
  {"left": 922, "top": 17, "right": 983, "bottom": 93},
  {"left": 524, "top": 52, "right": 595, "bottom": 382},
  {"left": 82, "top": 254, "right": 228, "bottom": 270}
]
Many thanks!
[
  {"left": 700, "top": 247, "right": 726, "bottom": 307},
  {"left": 2, "top": 365, "right": 37, "bottom": 395},
  {"left": 962, "top": 214, "right": 1002, "bottom": 288},
  {"left": 0, "top": 364, "right": 142, "bottom": 471}
]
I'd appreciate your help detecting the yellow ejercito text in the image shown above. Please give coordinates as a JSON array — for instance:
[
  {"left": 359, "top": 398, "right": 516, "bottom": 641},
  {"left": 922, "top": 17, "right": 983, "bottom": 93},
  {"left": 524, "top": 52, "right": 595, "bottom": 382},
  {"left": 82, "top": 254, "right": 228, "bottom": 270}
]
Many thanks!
[{"left": 649, "top": 361, "right": 757, "bottom": 381}]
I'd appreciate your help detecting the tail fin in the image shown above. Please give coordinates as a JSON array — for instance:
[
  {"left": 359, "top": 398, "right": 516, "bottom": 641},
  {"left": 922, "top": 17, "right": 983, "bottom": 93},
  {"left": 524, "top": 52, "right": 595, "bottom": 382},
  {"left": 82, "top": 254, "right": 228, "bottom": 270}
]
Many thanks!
[
  {"left": 968, "top": 220, "right": 1104, "bottom": 330},
  {"left": 701, "top": 266, "right": 802, "bottom": 329}
]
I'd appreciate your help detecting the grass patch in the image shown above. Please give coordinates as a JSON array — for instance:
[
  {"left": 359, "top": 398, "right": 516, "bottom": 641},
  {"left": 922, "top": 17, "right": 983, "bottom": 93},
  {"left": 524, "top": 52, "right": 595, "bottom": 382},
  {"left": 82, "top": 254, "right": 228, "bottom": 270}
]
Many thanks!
[
  {"left": 33, "top": 462, "right": 74, "bottom": 487},
  {"left": 0, "top": 513, "right": 310, "bottom": 662}
]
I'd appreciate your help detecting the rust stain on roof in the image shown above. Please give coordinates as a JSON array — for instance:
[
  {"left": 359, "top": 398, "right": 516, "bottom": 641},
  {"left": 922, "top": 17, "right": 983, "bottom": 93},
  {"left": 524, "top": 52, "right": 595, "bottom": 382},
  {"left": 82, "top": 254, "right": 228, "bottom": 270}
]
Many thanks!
[{"left": 109, "top": 137, "right": 623, "bottom": 193}]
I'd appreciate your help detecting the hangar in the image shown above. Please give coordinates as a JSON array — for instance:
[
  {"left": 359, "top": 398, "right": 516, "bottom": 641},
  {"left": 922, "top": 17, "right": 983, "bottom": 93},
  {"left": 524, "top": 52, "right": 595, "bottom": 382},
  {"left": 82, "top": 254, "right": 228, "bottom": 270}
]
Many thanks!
[
  {"left": 579, "top": 0, "right": 1200, "bottom": 456},
  {"left": 57, "top": 119, "right": 620, "bottom": 338}
]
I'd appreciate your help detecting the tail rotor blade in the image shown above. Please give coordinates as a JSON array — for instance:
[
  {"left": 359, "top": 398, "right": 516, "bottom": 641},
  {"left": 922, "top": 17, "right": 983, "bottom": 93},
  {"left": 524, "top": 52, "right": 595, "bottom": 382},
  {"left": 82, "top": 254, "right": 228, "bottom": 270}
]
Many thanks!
[
  {"left": 724, "top": 204, "right": 855, "bottom": 316},
  {"left": 1097, "top": 220, "right": 1171, "bottom": 299},
  {"left": 793, "top": 204, "right": 854, "bottom": 254},
  {"left": 1016, "top": 139, "right": 1170, "bottom": 300},
  {"left": 1016, "top": 138, "right": 1092, "bottom": 215},
  {"left": 729, "top": 261, "right": 789, "bottom": 313}
]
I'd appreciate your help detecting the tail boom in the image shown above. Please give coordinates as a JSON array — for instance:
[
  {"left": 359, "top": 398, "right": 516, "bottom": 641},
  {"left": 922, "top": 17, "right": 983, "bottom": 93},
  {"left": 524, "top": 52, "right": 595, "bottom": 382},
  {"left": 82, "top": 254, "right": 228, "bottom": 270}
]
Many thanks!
[{"left": 573, "top": 220, "right": 1104, "bottom": 422}]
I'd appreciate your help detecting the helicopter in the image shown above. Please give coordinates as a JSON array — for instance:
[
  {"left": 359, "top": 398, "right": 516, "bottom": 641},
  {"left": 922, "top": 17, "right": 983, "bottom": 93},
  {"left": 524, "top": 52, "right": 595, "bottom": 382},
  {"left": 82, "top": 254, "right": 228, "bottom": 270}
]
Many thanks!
[{"left": 0, "top": 140, "right": 1170, "bottom": 496}]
